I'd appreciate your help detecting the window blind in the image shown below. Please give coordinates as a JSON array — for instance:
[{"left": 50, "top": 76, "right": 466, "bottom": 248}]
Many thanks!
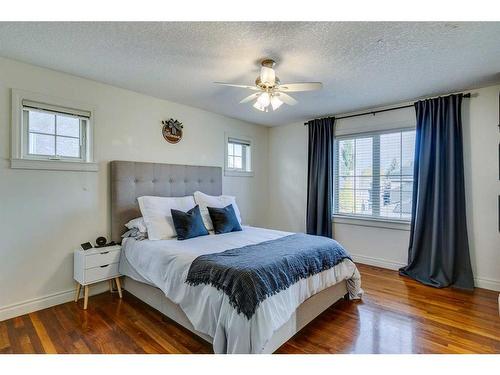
[
  {"left": 228, "top": 137, "right": 251, "bottom": 147},
  {"left": 22, "top": 99, "right": 91, "bottom": 118}
]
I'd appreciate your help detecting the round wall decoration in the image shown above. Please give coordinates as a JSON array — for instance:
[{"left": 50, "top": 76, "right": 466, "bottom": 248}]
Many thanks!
[{"left": 162, "top": 118, "right": 183, "bottom": 144}]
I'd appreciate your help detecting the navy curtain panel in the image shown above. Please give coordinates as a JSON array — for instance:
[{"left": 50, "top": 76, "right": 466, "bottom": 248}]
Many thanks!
[
  {"left": 306, "top": 117, "right": 335, "bottom": 237},
  {"left": 399, "top": 94, "right": 474, "bottom": 289}
]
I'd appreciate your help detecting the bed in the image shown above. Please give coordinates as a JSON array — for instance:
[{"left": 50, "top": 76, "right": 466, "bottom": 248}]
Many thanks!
[{"left": 110, "top": 160, "right": 362, "bottom": 354}]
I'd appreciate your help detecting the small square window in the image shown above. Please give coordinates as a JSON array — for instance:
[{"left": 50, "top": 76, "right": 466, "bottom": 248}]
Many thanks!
[
  {"left": 11, "top": 89, "right": 97, "bottom": 172},
  {"left": 24, "top": 108, "right": 87, "bottom": 161},
  {"left": 225, "top": 135, "right": 253, "bottom": 177}
]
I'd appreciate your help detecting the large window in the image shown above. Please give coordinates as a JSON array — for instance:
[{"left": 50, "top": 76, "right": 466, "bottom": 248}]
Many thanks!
[{"left": 334, "top": 129, "right": 416, "bottom": 221}]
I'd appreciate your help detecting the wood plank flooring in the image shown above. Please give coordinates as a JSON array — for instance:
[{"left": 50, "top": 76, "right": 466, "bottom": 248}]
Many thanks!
[{"left": 1, "top": 264, "right": 499, "bottom": 354}]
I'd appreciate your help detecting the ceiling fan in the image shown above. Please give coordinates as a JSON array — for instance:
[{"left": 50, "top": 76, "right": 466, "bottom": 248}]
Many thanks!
[{"left": 215, "top": 59, "right": 322, "bottom": 112}]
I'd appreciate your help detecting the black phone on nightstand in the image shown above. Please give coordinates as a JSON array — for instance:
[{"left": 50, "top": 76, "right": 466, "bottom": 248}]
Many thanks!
[{"left": 80, "top": 242, "right": 93, "bottom": 251}]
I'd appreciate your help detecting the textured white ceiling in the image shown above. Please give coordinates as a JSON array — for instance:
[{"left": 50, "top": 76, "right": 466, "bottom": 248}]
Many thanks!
[{"left": 0, "top": 22, "right": 499, "bottom": 126}]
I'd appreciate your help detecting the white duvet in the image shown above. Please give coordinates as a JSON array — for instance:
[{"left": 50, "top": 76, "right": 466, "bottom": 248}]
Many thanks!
[{"left": 120, "top": 226, "right": 363, "bottom": 353}]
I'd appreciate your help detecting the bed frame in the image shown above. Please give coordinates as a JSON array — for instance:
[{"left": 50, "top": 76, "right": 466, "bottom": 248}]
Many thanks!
[{"left": 110, "top": 160, "right": 348, "bottom": 353}]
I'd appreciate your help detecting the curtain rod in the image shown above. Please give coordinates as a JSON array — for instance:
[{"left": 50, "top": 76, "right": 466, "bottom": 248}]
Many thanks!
[{"left": 304, "top": 93, "right": 471, "bottom": 125}]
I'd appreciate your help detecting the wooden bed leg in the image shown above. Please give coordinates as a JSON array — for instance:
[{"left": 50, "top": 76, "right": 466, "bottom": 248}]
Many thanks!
[{"left": 344, "top": 293, "right": 350, "bottom": 301}]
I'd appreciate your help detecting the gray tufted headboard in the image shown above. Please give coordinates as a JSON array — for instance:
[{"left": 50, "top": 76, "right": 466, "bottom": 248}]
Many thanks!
[{"left": 110, "top": 161, "right": 222, "bottom": 243}]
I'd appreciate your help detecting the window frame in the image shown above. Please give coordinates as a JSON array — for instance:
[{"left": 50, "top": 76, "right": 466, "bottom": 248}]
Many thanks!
[
  {"left": 10, "top": 89, "right": 97, "bottom": 172},
  {"left": 333, "top": 126, "right": 416, "bottom": 224},
  {"left": 224, "top": 133, "right": 254, "bottom": 177}
]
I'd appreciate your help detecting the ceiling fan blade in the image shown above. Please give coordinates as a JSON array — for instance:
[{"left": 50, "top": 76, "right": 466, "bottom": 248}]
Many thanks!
[
  {"left": 278, "top": 82, "right": 323, "bottom": 92},
  {"left": 277, "top": 92, "right": 298, "bottom": 106},
  {"left": 240, "top": 92, "right": 260, "bottom": 104},
  {"left": 214, "top": 82, "right": 260, "bottom": 91}
]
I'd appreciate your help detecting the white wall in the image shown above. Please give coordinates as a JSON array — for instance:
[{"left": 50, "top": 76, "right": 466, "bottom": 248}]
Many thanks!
[
  {"left": 268, "top": 85, "right": 500, "bottom": 291},
  {"left": 267, "top": 123, "right": 308, "bottom": 233},
  {"left": 462, "top": 85, "right": 500, "bottom": 291},
  {"left": 0, "top": 57, "right": 269, "bottom": 320}
]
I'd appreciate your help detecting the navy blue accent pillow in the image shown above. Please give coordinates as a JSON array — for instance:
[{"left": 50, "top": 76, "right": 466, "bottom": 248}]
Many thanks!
[
  {"left": 207, "top": 204, "right": 242, "bottom": 234},
  {"left": 171, "top": 205, "right": 209, "bottom": 240}
]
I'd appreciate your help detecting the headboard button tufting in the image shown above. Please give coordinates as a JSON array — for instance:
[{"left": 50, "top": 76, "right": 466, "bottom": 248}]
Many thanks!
[{"left": 110, "top": 161, "right": 222, "bottom": 245}]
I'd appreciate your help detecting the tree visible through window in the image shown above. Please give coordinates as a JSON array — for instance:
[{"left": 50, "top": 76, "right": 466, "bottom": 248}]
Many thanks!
[{"left": 334, "top": 129, "right": 416, "bottom": 220}]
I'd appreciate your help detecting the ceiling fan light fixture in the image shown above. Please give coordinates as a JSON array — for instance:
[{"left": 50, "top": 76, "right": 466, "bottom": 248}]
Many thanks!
[
  {"left": 270, "top": 95, "right": 283, "bottom": 111},
  {"left": 253, "top": 100, "right": 267, "bottom": 112},
  {"left": 260, "top": 66, "right": 276, "bottom": 86},
  {"left": 256, "top": 92, "right": 270, "bottom": 107}
]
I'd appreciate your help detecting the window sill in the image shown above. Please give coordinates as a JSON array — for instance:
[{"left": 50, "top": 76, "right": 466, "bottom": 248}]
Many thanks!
[
  {"left": 332, "top": 215, "right": 411, "bottom": 231},
  {"left": 10, "top": 158, "right": 98, "bottom": 172},
  {"left": 224, "top": 169, "right": 254, "bottom": 177}
]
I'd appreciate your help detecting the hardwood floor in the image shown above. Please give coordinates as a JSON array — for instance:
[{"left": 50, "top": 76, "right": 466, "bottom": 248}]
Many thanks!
[{"left": 1, "top": 264, "right": 499, "bottom": 354}]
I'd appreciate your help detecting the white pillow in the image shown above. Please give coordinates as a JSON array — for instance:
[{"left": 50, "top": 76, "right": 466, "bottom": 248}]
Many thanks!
[
  {"left": 138, "top": 195, "right": 196, "bottom": 240},
  {"left": 125, "top": 217, "right": 147, "bottom": 233},
  {"left": 193, "top": 191, "right": 242, "bottom": 231}
]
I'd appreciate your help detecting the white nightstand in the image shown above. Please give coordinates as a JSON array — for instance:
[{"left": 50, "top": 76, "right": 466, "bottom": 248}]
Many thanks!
[{"left": 74, "top": 245, "right": 122, "bottom": 309}]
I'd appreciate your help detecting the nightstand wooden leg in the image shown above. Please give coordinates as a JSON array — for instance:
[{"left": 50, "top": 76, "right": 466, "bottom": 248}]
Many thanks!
[
  {"left": 109, "top": 279, "right": 114, "bottom": 292},
  {"left": 74, "top": 283, "right": 81, "bottom": 302},
  {"left": 115, "top": 277, "right": 122, "bottom": 298},
  {"left": 83, "top": 285, "right": 89, "bottom": 310}
]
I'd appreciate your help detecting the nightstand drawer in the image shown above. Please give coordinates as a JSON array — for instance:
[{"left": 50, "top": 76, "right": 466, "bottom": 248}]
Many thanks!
[
  {"left": 85, "top": 263, "right": 119, "bottom": 284},
  {"left": 85, "top": 250, "right": 121, "bottom": 269}
]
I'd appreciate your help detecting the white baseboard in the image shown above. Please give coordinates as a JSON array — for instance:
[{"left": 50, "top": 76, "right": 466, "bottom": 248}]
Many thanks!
[
  {"left": 352, "top": 253, "right": 500, "bottom": 292},
  {"left": 0, "top": 282, "right": 109, "bottom": 322},
  {"left": 351, "top": 253, "right": 406, "bottom": 271},
  {"left": 474, "top": 277, "right": 500, "bottom": 292}
]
